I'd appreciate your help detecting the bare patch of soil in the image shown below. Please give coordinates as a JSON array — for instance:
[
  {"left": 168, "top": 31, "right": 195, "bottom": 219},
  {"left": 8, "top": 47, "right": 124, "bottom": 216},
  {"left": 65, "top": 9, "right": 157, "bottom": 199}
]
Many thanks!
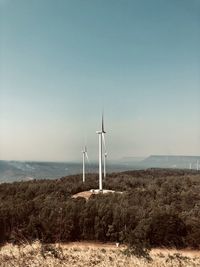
[{"left": 72, "top": 191, "right": 93, "bottom": 200}]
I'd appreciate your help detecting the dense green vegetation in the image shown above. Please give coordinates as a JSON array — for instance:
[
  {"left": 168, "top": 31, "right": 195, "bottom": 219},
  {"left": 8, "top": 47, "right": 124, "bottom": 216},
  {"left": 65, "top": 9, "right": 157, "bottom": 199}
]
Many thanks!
[{"left": 0, "top": 169, "right": 200, "bottom": 248}]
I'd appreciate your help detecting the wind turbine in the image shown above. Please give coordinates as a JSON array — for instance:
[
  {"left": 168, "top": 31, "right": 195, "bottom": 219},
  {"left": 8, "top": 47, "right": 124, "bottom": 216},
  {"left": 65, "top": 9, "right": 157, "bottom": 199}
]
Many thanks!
[
  {"left": 197, "top": 160, "right": 199, "bottom": 171},
  {"left": 82, "top": 146, "right": 89, "bottom": 183},
  {"left": 96, "top": 114, "right": 106, "bottom": 191}
]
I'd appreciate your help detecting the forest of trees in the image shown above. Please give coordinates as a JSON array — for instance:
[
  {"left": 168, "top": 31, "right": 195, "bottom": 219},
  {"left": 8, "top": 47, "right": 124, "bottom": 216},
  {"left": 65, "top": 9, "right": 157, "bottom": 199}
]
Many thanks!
[{"left": 0, "top": 169, "right": 200, "bottom": 249}]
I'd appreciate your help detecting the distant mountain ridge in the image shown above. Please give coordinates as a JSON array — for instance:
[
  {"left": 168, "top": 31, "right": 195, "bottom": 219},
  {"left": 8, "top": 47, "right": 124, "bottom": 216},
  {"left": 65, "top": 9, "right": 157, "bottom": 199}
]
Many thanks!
[
  {"left": 0, "top": 161, "right": 83, "bottom": 183},
  {"left": 141, "top": 155, "right": 200, "bottom": 169},
  {"left": 118, "top": 155, "right": 200, "bottom": 169},
  {"left": 0, "top": 160, "right": 133, "bottom": 183},
  {"left": 0, "top": 155, "right": 199, "bottom": 183}
]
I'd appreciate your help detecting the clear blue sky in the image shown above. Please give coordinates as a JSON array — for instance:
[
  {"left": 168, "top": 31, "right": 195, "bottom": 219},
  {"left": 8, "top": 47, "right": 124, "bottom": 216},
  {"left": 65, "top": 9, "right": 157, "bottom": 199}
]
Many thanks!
[{"left": 0, "top": 0, "right": 200, "bottom": 161}]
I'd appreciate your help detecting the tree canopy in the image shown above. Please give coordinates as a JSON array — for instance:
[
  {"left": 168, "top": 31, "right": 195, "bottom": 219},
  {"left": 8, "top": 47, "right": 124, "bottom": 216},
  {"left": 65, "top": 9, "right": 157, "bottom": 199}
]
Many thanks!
[{"left": 0, "top": 169, "right": 200, "bottom": 248}]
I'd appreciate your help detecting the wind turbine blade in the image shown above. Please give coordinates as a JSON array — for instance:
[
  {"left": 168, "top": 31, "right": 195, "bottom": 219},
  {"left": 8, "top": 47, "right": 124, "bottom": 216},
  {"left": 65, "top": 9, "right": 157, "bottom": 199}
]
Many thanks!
[
  {"left": 85, "top": 152, "right": 90, "bottom": 163},
  {"left": 102, "top": 113, "right": 105, "bottom": 133},
  {"left": 102, "top": 133, "right": 107, "bottom": 153}
]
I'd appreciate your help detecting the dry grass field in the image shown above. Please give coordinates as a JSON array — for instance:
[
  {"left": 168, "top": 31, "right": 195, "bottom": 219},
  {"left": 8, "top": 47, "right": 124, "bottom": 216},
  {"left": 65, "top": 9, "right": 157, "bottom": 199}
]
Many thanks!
[{"left": 0, "top": 241, "right": 200, "bottom": 267}]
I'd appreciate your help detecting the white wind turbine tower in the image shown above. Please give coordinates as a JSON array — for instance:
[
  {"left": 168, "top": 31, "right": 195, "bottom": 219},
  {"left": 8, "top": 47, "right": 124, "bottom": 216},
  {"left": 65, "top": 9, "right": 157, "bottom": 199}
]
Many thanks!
[
  {"left": 96, "top": 114, "right": 106, "bottom": 191},
  {"left": 197, "top": 160, "right": 199, "bottom": 171},
  {"left": 82, "top": 145, "right": 89, "bottom": 183}
]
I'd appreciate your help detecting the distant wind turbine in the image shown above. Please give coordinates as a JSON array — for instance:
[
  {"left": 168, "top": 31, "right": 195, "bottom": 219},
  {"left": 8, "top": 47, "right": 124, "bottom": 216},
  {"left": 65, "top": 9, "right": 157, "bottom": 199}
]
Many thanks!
[
  {"left": 197, "top": 160, "right": 199, "bottom": 171},
  {"left": 82, "top": 146, "right": 89, "bottom": 183},
  {"left": 96, "top": 113, "right": 106, "bottom": 191}
]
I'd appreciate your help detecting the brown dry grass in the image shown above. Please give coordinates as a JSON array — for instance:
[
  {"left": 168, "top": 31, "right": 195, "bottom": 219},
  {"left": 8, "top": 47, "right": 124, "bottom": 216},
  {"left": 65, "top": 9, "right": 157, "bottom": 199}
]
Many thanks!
[{"left": 0, "top": 241, "right": 200, "bottom": 267}]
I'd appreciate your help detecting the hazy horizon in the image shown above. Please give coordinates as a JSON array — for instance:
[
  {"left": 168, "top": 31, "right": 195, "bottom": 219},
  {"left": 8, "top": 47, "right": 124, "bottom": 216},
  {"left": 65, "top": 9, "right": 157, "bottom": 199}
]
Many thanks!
[{"left": 1, "top": 0, "right": 200, "bottom": 162}]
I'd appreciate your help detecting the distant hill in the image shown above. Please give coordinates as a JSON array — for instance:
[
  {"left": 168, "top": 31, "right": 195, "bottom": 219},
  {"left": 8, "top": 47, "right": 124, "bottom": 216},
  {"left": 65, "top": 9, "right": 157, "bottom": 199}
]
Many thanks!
[
  {"left": 0, "top": 155, "right": 199, "bottom": 183},
  {"left": 0, "top": 161, "right": 83, "bottom": 183},
  {"left": 117, "top": 155, "right": 200, "bottom": 170},
  {"left": 140, "top": 155, "right": 200, "bottom": 169},
  {"left": 0, "top": 160, "right": 135, "bottom": 183}
]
